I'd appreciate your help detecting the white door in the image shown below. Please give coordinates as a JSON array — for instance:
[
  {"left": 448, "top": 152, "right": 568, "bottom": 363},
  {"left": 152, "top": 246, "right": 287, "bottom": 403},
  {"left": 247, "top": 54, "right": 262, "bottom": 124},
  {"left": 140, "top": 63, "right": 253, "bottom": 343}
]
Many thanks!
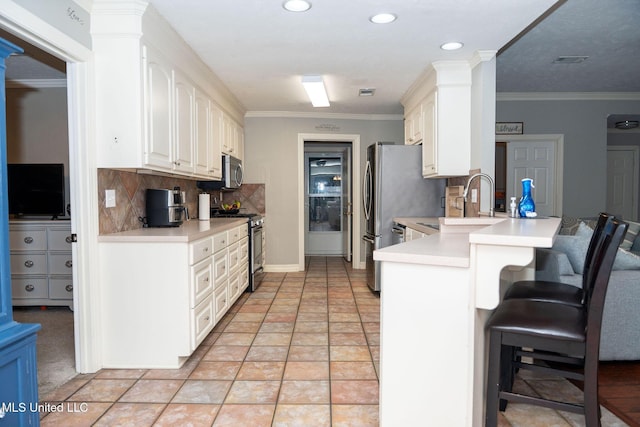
[
  {"left": 341, "top": 147, "right": 352, "bottom": 262},
  {"left": 506, "top": 137, "right": 559, "bottom": 217},
  {"left": 607, "top": 146, "right": 639, "bottom": 221}
]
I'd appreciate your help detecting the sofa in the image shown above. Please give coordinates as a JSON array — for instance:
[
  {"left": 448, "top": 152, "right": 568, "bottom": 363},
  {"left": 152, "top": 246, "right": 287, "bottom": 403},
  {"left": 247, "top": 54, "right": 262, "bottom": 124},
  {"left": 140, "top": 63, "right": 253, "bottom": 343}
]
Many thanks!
[{"left": 534, "top": 216, "right": 640, "bottom": 361}]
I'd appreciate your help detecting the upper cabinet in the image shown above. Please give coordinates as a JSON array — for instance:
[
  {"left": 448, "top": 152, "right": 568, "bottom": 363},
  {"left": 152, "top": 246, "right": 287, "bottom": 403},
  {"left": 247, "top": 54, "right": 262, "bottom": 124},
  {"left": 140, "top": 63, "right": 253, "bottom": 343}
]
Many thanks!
[
  {"left": 403, "top": 61, "right": 472, "bottom": 178},
  {"left": 92, "top": 3, "right": 243, "bottom": 180}
]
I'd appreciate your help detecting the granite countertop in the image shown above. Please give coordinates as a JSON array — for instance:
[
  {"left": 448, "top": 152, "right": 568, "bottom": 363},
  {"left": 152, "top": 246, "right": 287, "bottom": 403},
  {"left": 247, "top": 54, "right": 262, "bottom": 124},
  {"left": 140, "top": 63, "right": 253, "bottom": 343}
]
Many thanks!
[{"left": 98, "top": 217, "right": 247, "bottom": 243}]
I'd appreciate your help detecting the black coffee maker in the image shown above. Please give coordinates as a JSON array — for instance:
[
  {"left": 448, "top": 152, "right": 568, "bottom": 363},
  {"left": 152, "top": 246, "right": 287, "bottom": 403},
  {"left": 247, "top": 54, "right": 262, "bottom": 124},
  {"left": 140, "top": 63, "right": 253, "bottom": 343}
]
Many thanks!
[{"left": 145, "top": 187, "right": 186, "bottom": 227}]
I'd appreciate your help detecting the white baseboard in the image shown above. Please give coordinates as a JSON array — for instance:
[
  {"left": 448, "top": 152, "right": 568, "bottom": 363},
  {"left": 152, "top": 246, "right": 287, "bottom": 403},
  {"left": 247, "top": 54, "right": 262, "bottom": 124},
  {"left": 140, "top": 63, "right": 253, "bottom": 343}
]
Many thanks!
[{"left": 263, "top": 264, "right": 302, "bottom": 273}]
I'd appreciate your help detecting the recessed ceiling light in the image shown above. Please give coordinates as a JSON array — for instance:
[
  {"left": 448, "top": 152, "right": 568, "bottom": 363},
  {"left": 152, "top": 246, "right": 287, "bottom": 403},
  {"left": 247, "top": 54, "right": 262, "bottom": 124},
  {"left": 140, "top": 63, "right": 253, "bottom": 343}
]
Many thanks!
[
  {"left": 301, "top": 75, "right": 330, "bottom": 107},
  {"left": 440, "top": 42, "right": 463, "bottom": 51},
  {"left": 283, "top": 0, "right": 311, "bottom": 12},
  {"left": 370, "top": 13, "right": 397, "bottom": 24}
]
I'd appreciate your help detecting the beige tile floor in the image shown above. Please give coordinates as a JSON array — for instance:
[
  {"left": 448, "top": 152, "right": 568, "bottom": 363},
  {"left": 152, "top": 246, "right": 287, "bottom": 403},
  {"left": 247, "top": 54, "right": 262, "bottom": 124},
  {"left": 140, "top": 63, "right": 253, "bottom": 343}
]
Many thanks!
[{"left": 38, "top": 256, "right": 628, "bottom": 426}]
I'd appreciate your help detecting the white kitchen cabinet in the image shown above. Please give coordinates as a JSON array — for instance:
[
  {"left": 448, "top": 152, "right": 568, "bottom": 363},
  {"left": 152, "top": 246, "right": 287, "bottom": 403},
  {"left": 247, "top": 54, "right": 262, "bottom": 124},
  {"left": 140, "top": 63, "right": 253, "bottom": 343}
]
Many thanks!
[
  {"left": 9, "top": 221, "right": 73, "bottom": 309},
  {"left": 404, "top": 104, "right": 424, "bottom": 145},
  {"left": 402, "top": 61, "right": 472, "bottom": 178},
  {"left": 99, "top": 221, "right": 249, "bottom": 368},
  {"left": 209, "top": 105, "right": 224, "bottom": 178},
  {"left": 143, "top": 45, "right": 173, "bottom": 170},
  {"left": 173, "top": 70, "right": 195, "bottom": 173},
  {"left": 221, "top": 114, "right": 244, "bottom": 161},
  {"left": 93, "top": 7, "right": 244, "bottom": 179}
]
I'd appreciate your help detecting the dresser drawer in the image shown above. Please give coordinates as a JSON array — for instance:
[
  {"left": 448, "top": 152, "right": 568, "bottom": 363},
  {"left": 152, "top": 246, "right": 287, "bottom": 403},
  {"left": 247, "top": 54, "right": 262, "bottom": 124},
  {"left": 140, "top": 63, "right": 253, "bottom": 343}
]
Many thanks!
[
  {"left": 11, "top": 277, "right": 48, "bottom": 299},
  {"left": 48, "top": 228, "right": 73, "bottom": 251},
  {"left": 191, "top": 294, "right": 214, "bottom": 349},
  {"left": 191, "top": 257, "right": 213, "bottom": 308},
  {"left": 10, "top": 229, "right": 47, "bottom": 251},
  {"left": 49, "top": 277, "right": 74, "bottom": 300},
  {"left": 11, "top": 253, "right": 47, "bottom": 275},
  {"left": 190, "top": 236, "right": 213, "bottom": 265},
  {"left": 49, "top": 253, "right": 73, "bottom": 275},
  {"left": 213, "top": 231, "right": 228, "bottom": 251}
]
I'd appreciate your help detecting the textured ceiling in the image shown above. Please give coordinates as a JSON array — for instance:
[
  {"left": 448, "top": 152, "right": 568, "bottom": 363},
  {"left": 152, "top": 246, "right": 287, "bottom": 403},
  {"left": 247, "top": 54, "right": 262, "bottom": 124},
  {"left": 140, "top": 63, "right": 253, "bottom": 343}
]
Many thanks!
[{"left": 3, "top": 0, "right": 639, "bottom": 120}]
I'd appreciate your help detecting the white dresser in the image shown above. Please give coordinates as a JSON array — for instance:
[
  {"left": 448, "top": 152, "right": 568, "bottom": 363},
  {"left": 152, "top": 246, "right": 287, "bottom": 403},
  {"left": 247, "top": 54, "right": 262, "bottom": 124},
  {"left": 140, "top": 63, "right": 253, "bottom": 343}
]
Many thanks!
[{"left": 9, "top": 220, "right": 74, "bottom": 309}]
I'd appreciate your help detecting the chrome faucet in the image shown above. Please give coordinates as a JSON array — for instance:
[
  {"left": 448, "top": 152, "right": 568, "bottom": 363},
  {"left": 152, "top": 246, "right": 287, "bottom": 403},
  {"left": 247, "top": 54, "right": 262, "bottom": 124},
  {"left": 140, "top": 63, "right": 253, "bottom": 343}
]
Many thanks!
[{"left": 462, "top": 173, "right": 495, "bottom": 217}]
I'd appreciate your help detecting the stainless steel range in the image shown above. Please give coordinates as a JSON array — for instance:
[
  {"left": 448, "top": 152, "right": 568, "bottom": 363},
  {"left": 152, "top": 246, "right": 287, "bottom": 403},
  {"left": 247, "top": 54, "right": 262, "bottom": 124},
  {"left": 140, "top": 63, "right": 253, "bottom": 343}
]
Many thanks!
[{"left": 212, "top": 211, "right": 264, "bottom": 292}]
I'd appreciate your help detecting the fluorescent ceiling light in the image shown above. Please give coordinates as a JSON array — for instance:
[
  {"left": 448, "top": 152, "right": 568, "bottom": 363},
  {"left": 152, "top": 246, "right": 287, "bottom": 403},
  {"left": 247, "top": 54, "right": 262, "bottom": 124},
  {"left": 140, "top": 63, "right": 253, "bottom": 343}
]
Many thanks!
[
  {"left": 370, "top": 13, "right": 396, "bottom": 24},
  {"left": 283, "top": 0, "right": 311, "bottom": 12},
  {"left": 302, "top": 75, "right": 330, "bottom": 107},
  {"left": 440, "top": 41, "right": 463, "bottom": 51}
]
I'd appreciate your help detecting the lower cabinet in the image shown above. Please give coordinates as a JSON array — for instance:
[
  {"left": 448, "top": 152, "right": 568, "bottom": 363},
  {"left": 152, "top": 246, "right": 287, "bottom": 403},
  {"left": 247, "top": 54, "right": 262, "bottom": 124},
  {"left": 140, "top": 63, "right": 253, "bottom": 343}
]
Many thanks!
[{"left": 99, "top": 222, "right": 248, "bottom": 368}]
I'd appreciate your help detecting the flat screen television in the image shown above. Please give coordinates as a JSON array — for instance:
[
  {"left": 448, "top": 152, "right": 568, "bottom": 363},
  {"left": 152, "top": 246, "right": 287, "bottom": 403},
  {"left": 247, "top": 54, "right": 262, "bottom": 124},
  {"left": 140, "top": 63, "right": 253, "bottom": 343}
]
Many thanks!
[{"left": 7, "top": 163, "right": 66, "bottom": 218}]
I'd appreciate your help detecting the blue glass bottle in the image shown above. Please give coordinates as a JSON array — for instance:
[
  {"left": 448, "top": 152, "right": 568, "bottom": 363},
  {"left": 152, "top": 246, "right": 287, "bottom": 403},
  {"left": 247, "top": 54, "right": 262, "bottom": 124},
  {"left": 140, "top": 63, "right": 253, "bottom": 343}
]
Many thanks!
[{"left": 518, "top": 178, "right": 535, "bottom": 218}]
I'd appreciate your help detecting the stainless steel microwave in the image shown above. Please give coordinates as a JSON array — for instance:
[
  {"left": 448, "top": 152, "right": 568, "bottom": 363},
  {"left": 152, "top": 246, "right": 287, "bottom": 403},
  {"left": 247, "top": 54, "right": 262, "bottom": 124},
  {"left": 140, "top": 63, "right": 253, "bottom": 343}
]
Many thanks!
[{"left": 197, "top": 155, "right": 243, "bottom": 190}]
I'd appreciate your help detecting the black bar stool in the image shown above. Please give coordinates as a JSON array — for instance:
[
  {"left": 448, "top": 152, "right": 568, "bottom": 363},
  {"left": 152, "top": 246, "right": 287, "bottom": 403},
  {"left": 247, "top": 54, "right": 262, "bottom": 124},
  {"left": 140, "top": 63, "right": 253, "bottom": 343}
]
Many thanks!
[
  {"left": 485, "top": 218, "right": 628, "bottom": 427},
  {"left": 502, "top": 212, "right": 614, "bottom": 307}
]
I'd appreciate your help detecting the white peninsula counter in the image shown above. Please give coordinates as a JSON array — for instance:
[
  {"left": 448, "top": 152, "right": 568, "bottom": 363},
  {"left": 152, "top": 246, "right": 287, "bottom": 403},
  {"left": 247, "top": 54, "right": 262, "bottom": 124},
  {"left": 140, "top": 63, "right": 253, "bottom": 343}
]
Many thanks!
[{"left": 374, "top": 216, "right": 560, "bottom": 426}]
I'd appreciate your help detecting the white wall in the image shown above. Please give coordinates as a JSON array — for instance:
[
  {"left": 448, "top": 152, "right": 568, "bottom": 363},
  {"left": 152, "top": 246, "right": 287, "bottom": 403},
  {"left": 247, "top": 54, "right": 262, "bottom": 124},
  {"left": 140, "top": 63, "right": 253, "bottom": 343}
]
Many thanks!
[
  {"left": 243, "top": 115, "right": 403, "bottom": 269},
  {"left": 496, "top": 97, "right": 640, "bottom": 217}
]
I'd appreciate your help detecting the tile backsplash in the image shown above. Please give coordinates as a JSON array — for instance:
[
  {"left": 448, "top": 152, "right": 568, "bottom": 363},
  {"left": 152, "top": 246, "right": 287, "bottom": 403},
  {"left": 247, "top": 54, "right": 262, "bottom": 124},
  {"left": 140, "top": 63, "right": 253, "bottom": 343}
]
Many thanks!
[{"left": 98, "top": 169, "right": 266, "bottom": 234}]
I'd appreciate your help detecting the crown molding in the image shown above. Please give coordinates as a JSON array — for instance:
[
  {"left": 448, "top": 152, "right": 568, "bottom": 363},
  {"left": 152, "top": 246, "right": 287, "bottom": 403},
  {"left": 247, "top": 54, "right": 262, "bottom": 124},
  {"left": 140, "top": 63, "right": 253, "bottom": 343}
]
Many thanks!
[
  {"left": 244, "top": 111, "right": 403, "bottom": 121},
  {"left": 6, "top": 78, "right": 67, "bottom": 88},
  {"left": 497, "top": 92, "right": 640, "bottom": 101}
]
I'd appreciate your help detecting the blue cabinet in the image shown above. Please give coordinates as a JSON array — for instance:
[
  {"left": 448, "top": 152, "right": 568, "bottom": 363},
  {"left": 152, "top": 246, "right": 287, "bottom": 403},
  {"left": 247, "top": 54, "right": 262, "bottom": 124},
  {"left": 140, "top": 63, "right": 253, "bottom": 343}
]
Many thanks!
[{"left": 0, "top": 38, "right": 41, "bottom": 426}]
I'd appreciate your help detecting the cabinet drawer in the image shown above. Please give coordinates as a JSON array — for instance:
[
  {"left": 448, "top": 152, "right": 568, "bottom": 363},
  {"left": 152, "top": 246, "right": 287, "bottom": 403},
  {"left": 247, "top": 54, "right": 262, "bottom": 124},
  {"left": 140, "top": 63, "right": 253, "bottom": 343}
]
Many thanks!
[
  {"left": 11, "top": 253, "right": 47, "bottom": 275},
  {"left": 228, "top": 241, "right": 240, "bottom": 272},
  {"left": 49, "top": 277, "right": 74, "bottom": 300},
  {"left": 10, "top": 229, "right": 47, "bottom": 251},
  {"left": 229, "top": 224, "right": 247, "bottom": 244},
  {"left": 239, "top": 238, "right": 249, "bottom": 263},
  {"left": 191, "top": 257, "right": 213, "bottom": 308},
  {"left": 190, "top": 236, "right": 213, "bottom": 265},
  {"left": 213, "top": 231, "right": 228, "bottom": 250},
  {"left": 48, "top": 228, "right": 73, "bottom": 251},
  {"left": 213, "top": 250, "right": 228, "bottom": 288},
  {"left": 191, "top": 294, "right": 214, "bottom": 349},
  {"left": 214, "top": 286, "right": 229, "bottom": 322},
  {"left": 228, "top": 270, "right": 241, "bottom": 303},
  {"left": 49, "top": 253, "right": 74, "bottom": 275},
  {"left": 12, "top": 277, "right": 48, "bottom": 299}
]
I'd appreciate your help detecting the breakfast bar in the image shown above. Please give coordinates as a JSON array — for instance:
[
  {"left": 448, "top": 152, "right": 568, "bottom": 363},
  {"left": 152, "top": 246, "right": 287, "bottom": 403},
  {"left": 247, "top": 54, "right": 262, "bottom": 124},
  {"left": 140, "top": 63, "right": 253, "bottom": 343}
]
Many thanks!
[{"left": 374, "top": 216, "right": 561, "bottom": 426}]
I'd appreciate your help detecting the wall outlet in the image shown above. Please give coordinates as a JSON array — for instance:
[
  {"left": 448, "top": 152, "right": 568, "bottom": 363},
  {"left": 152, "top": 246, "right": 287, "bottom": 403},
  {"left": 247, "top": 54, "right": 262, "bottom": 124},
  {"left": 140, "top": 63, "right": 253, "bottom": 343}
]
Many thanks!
[
  {"left": 471, "top": 188, "right": 478, "bottom": 203},
  {"left": 105, "top": 189, "right": 116, "bottom": 208}
]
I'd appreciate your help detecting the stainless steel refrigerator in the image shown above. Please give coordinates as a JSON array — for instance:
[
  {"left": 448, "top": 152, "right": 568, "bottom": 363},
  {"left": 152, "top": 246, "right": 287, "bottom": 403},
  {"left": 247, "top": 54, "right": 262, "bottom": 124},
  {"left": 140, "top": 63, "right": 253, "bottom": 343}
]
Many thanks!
[{"left": 362, "top": 142, "right": 446, "bottom": 291}]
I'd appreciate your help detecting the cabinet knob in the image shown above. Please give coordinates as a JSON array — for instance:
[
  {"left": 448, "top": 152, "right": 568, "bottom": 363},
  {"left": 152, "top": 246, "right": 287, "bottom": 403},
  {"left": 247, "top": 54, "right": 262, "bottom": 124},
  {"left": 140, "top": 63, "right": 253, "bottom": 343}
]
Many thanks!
[
  {"left": 204, "top": 247, "right": 209, "bottom": 252},
  {"left": 65, "top": 284, "right": 73, "bottom": 292},
  {"left": 24, "top": 236, "right": 34, "bottom": 244},
  {"left": 205, "top": 277, "right": 210, "bottom": 282},
  {"left": 25, "top": 284, "right": 35, "bottom": 292},
  {"left": 65, "top": 260, "right": 73, "bottom": 268},
  {"left": 65, "top": 236, "right": 73, "bottom": 244},
  {"left": 205, "top": 316, "right": 210, "bottom": 321},
  {"left": 24, "top": 260, "right": 34, "bottom": 268}
]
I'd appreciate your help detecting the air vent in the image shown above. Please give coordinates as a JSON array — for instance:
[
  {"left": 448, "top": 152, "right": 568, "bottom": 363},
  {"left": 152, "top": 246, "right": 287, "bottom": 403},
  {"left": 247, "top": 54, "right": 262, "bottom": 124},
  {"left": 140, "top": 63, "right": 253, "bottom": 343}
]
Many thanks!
[
  {"left": 553, "top": 56, "right": 589, "bottom": 64},
  {"left": 359, "top": 88, "right": 376, "bottom": 97}
]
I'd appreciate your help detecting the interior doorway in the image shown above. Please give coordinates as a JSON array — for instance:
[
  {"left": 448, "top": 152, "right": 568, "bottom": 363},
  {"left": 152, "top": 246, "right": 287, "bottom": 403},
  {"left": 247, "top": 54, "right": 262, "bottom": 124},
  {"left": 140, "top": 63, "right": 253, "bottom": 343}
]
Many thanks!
[
  {"left": 304, "top": 144, "right": 352, "bottom": 258},
  {"left": 607, "top": 146, "right": 639, "bottom": 221},
  {"left": 297, "top": 134, "right": 361, "bottom": 271},
  {"left": 495, "top": 134, "right": 564, "bottom": 217}
]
